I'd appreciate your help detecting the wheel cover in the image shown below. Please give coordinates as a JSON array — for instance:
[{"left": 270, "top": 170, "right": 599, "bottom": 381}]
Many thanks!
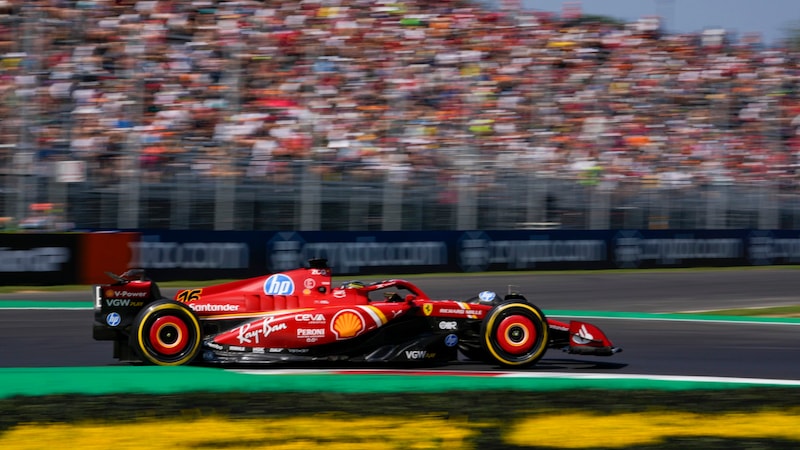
[
  {"left": 148, "top": 315, "right": 189, "bottom": 355},
  {"left": 135, "top": 302, "right": 202, "bottom": 365},
  {"left": 496, "top": 315, "right": 535, "bottom": 355},
  {"left": 482, "top": 303, "right": 549, "bottom": 366}
]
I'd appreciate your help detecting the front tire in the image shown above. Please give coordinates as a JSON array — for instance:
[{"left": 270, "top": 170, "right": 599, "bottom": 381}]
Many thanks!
[
  {"left": 130, "top": 300, "right": 202, "bottom": 366},
  {"left": 481, "top": 302, "right": 549, "bottom": 368}
]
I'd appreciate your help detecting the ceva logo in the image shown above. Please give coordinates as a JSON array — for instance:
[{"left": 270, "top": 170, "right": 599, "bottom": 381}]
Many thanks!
[{"left": 264, "top": 274, "right": 295, "bottom": 295}]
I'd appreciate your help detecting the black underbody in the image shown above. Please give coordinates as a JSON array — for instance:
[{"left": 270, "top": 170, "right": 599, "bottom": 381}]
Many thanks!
[{"left": 200, "top": 314, "right": 464, "bottom": 365}]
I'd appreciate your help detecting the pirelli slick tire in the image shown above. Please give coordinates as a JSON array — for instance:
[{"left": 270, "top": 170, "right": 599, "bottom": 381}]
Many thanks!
[
  {"left": 481, "top": 302, "right": 549, "bottom": 368},
  {"left": 130, "top": 300, "right": 202, "bottom": 366}
]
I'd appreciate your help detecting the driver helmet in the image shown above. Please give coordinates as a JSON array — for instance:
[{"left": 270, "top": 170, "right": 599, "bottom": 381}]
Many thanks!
[
  {"left": 342, "top": 280, "right": 366, "bottom": 289},
  {"left": 478, "top": 290, "right": 497, "bottom": 303}
]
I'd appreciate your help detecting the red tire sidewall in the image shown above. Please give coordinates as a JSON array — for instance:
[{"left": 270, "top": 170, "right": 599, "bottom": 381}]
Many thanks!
[
  {"left": 495, "top": 314, "right": 536, "bottom": 355},
  {"left": 148, "top": 315, "right": 190, "bottom": 355}
]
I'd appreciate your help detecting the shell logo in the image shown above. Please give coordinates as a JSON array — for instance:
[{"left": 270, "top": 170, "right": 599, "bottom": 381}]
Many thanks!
[
  {"left": 105, "top": 289, "right": 115, "bottom": 298},
  {"left": 331, "top": 309, "right": 365, "bottom": 339}
]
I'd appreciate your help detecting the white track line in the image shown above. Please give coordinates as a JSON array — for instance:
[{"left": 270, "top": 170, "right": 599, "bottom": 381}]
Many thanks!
[{"left": 228, "top": 369, "right": 800, "bottom": 386}]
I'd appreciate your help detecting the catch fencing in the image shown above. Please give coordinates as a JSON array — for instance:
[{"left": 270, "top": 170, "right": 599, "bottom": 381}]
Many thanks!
[{"left": 1, "top": 158, "right": 798, "bottom": 232}]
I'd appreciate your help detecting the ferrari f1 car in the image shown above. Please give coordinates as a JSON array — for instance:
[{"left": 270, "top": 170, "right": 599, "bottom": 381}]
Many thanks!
[{"left": 93, "top": 259, "right": 621, "bottom": 367}]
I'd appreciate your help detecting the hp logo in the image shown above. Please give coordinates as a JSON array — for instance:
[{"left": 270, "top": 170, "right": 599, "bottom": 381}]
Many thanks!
[
  {"left": 106, "top": 312, "right": 121, "bottom": 327},
  {"left": 264, "top": 274, "right": 295, "bottom": 295}
]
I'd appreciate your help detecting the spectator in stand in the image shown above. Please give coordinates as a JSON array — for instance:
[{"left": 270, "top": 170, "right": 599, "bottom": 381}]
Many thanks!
[{"left": 0, "top": 0, "right": 797, "bottom": 191}]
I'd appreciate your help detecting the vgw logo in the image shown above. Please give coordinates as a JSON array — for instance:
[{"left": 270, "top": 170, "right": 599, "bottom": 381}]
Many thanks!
[
  {"left": 105, "top": 299, "right": 144, "bottom": 307},
  {"left": 264, "top": 274, "right": 295, "bottom": 295}
]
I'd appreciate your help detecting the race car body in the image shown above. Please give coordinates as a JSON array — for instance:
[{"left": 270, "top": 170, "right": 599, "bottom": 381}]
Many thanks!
[{"left": 93, "top": 259, "right": 621, "bottom": 367}]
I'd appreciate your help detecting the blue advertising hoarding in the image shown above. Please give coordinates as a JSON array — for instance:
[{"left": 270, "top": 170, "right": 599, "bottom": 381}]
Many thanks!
[
  {"left": 113, "top": 229, "right": 800, "bottom": 280},
  {"left": 6, "top": 229, "right": 800, "bottom": 284}
]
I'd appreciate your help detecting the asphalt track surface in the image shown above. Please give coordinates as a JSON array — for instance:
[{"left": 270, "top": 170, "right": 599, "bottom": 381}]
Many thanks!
[{"left": 2, "top": 268, "right": 799, "bottom": 380}]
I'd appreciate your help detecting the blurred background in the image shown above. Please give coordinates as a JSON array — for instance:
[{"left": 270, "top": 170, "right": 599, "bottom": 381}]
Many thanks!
[{"left": 1, "top": 0, "right": 799, "bottom": 233}]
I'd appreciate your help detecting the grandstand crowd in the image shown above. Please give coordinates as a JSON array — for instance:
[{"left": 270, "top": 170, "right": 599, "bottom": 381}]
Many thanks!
[{"left": 0, "top": 0, "right": 799, "bottom": 188}]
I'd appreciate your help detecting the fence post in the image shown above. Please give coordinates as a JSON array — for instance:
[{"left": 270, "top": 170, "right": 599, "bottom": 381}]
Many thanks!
[
  {"left": 758, "top": 183, "right": 779, "bottom": 230},
  {"left": 214, "top": 175, "right": 236, "bottom": 230},
  {"left": 171, "top": 172, "right": 192, "bottom": 230},
  {"left": 705, "top": 184, "right": 726, "bottom": 229},
  {"left": 299, "top": 161, "right": 320, "bottom": 230},
  {"left": 382, "top": 176, "right": 403, "bottom": 231},
  {"left": 456, "top": 172, "right": 477, "bottom": 230},
  {"left": 589, "top": 186, "right": 610, "bottom": 230},
  {"left": 117, "top": 151, "right": 140, "bottom": 229}
]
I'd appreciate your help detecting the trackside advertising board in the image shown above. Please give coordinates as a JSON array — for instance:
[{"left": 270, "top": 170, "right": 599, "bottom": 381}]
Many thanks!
[
  {"left": 4, "top": 230, "right": 800, "bottom": 284},
  {"left": 0, "top": 234, "right": 79, "bottom": 285},
  {"left": 0, "top": 232, "right": 137, "bottom": 285},
  {"left": 113, "top": 229, "right": 800, "bottom": 280}
]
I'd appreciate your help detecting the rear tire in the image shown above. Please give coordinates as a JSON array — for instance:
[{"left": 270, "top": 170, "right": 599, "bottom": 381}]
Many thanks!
[
  {"left": 130, "top": 300, "right": 202, "bottom": 366},
  {"left": 481, "top": 302, "right": 549, "bottom": 368}
]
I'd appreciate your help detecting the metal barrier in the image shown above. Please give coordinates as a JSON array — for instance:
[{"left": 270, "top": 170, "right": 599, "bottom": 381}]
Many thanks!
[{"left": 2, "top": 160, "right": 798, "bottom": 232}]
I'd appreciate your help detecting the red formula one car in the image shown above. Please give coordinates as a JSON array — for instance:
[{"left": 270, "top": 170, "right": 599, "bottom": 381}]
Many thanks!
[{"left": 93, "top": 259, "right": 621, "bottom": 367}]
